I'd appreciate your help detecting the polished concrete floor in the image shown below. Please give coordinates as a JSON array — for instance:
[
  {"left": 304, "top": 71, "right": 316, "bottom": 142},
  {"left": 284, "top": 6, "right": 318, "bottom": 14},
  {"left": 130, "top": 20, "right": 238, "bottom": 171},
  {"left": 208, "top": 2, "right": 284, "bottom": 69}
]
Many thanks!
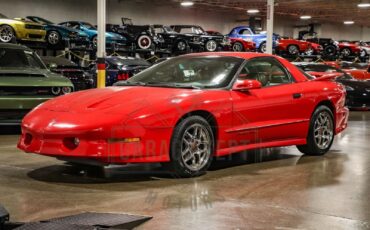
[{"left": 1, "top": 112, "right": 370, "bottom": 229}]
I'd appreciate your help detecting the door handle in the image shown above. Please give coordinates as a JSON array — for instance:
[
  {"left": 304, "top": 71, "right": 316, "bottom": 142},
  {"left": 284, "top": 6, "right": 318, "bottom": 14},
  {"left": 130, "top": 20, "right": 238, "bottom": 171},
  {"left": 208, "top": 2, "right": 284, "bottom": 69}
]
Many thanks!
[{"left": 293, "top": 93, "right": 302, "bottom": 99}]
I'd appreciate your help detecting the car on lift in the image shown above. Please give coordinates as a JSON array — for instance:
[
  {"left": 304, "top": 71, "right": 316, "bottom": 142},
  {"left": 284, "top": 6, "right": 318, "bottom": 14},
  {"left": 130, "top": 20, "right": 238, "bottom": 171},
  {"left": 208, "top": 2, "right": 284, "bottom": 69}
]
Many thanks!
[
  {"left": 275, "top": 38, "right": 315, "bottom": 56},
  {"left": 88, "top": 56, "right": 151, "bottom": 86},
  {"left": 41, "top": 56, "right": 94, "bottom": 91},
  {"left": 106, "top": 18, "right": 164, "bottom": 51},
  {"left": 59, "top": 21, "right": 127, "bottom": 49},
  {"left": 227, "top": 26, "right": 279, "bottom": 53},
  {"left": 171, "top": 25, "right": 229, "bottom": 52},
  {"left": 0, "top": 13, "right": 46, "bottom": 44},
  {"left": 350, "top": 41, "right": 370, "bottom": 59},
  {"left": 303, "top": 32, "right": 339, "bottom": 57},
  {"left": 294, "top": 62, "right": 370, "bottom": 110},
  {"left": 152, "top": 25, "right": 203, "bottom": 53},
  {"left": 25, "top": 16, "right": 91, "bottom": 49},
  {"left": 340, "top": 62, "right": 370, "bottom": 80},
  {"left": 18, "top": 53, "right": 348, "bottom": 177},
  {"left": 0, "top": 43, "right": 73, "bottom": 125},
  {"left": 337, "top": 41, "right": 361, "bottom": 58},
  {"left": 228, "top": 37, "right": 256, "bottom": 52}
]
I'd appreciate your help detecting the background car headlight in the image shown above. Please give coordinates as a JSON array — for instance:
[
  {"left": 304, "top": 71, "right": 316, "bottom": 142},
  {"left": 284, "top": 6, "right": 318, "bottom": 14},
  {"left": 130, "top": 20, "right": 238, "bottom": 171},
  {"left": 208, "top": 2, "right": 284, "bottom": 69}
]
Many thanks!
[
  {"left": 62, "top": 87, "right": 72, "bottom": 94},
  {"left": 51, "top": 87, "right": 61, "bottom": 95},
  {"left": 345, "top": 85, "right": 354, "bottom": 91}
]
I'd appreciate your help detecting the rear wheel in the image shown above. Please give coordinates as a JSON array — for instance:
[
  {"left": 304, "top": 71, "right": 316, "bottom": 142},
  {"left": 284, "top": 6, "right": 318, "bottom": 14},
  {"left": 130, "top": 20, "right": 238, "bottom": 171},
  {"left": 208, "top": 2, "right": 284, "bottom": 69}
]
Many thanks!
[
  {"left": 341, "top": 48, "right": 352, "bottom": 57},
  {"left": 258, "top": 42, "right": 266, "bottom": 53},
  {"left": 0, "top": 25, "right": 15, "bottom": 43},
  {"left": 137, "top": 35, "right": 152, "bottom": 50},
  {"left": 175, "top": 40, "right": 187, "bottom": 52},
  {"left": 287, "top": 45, "right": 299, "bottom": 55},
  {"left": 324, "top": 44, "right": 337, "bottom": 56},
  {"left": 297, "top": 105, "right": 334, "bottom": 156},
  {"left": 47, "top": 30, "right": 61, "bottom": 46},
  {"left": 165, "top": 116, "right": 214, "bottom": 177},
  {"left": 232, "top": 42, "right": 244, "bottom": 52}
]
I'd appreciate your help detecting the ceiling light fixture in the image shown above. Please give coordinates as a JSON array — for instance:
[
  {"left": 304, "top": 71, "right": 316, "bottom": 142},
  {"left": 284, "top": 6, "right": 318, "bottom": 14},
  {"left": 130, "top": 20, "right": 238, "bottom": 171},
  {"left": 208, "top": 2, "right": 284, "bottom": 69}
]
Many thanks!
[
  {"left": 300, "top": 15, "right": 312, "bottom": 20},
  {"left": 357, "top": 3, "right": 370, "bottom": 7},
  {"left": 247, "top": 9, "right": 260, "bottom": 14},
  {"left": 344, "top": 21, "right": 354, "bottom": 25},
  {"left": 181, "top": 1, "right": 194, "bottom": 7}
]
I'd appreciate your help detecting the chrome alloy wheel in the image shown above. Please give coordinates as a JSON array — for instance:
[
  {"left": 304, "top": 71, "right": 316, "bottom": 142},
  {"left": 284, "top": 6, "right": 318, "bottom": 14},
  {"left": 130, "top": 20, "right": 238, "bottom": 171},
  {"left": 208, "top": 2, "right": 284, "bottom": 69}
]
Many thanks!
[
  {"left": 305, "top": 47, "right": 314, "bottom": 55},
  {"left": 181, "top": 123, "right": 212, "bottom": 171},
  {"left": 0, "top": 25, "right": 14, "bottom": 43},
  {"left": 177, "top": 41, "right": 186, "bottom": 51},
  {"left": 205, "top": 40, "right": 217, "bottom": 52},
  {"left": 48, "top": 31, "right": 60, "bottom": 45},
  {"left": 314, "top": 111, "right": 334, "bottom": 150}
]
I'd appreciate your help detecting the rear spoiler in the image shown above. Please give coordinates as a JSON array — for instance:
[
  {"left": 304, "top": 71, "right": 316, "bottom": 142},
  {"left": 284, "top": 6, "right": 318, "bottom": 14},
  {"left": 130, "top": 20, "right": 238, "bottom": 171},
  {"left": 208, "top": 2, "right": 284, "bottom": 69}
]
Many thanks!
[{"left": 312, "top": 73, "right": 343, "bottom": 81}]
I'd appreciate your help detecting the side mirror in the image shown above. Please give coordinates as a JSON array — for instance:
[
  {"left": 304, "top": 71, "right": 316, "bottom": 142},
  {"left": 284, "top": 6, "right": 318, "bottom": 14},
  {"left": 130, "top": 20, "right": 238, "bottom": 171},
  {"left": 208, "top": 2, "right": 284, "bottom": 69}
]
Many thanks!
[
  {"left": 233, "top": 79, "right": 262, "bottom": 91},
  {"left": 47, "top": 63, "right": 58, "bottom": 70}
]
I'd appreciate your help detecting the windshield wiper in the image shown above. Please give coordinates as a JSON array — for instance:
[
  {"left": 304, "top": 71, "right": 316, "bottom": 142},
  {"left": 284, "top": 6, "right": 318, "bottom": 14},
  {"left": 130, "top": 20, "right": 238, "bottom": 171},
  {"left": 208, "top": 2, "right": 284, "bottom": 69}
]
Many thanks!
[{"left": 145, "top": 82, "right": 202, "bottom": 89}]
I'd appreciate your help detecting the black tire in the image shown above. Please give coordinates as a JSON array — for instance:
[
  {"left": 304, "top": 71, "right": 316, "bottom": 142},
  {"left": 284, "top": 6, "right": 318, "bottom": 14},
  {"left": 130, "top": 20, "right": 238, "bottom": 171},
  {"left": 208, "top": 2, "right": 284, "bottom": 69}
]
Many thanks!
[
  {"left": 92, "top": 35, "right": 97, "bottom": 47},
  {"left": 232, "top": 42, "right": 245, "bottom": 52},
  {"left": 324, "top": 44, "right": 337, "bottom": 56},
  {"left": 175, "top": 40, "right": 187, "bottom": 52},
  {"left": 297, "top": 105, "right": 335, "bottom": 156},
  {"left": 46, "top": 30, "right": 61, "bottom": 46},
  {"left": 287, "top": 45, "right": 299, "bottom": 55},
  {"left": 258, "top": 42, "right": 266, "bottom": 53},
  {"left": 165, "top": 116, "right": 214, "bottom": 178},
  {"left": 0, "top": 25, "right": 15, "bottom": 43},
  {"left": 341, "top": 48, "right": 352, "bottom": 57}
]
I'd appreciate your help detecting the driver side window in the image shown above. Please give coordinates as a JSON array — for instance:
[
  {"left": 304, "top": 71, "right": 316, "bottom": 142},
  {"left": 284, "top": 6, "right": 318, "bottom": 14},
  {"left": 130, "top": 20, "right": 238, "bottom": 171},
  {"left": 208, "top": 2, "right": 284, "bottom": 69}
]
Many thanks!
[{"left": 238, "top": 58, "right": 293, "bottom": 87}]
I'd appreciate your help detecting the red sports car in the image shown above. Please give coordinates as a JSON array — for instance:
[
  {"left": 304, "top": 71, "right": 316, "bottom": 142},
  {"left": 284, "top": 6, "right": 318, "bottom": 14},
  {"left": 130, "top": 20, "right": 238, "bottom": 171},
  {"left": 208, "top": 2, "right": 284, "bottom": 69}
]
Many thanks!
[
  {"left": 228, "top": 37, "right": 256, "bottom": 52},
  {"left": 338, "top": 42, "right": 361, "bottom": 57},
  {"left": 276, "top": 38, "right": 314, "bottom": 55},
  {"left": 18, "top": 53, "right": 349, "bottom": 177}
]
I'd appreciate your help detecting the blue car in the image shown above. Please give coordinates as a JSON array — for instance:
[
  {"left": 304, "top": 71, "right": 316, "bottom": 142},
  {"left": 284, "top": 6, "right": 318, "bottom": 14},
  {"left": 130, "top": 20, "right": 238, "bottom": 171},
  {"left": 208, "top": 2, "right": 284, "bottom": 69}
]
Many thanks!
[
  {"left": 227, "top": 26, "right": 279, "bottom": 53},
  {"left": 59, "top": 21, "right": 127, "bottom": 48},
  {"left": 26, "top": 16, "right": 90, "bottom": 48}
]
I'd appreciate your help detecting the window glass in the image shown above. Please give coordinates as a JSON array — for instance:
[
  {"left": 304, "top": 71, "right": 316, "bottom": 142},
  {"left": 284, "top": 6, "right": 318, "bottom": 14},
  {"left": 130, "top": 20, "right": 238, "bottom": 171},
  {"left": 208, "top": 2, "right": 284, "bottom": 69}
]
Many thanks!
[
  {"left": 0, "top": 48, "right": 45, "bottom": 69},
  {"left": 239, "top": 29, "right": 251, "bottom": 35},
  {"left": 238, "top": 58, "right": 292, "bottom": 87}
]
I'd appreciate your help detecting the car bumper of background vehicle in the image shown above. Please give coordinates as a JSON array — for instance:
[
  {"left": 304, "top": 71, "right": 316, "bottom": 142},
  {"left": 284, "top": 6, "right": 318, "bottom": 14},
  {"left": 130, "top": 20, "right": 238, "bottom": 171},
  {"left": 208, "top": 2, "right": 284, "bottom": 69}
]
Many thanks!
[
  {"left": 346, "top": 96, "right": 370, "bottom": 110},
  {"left": 0, "top": 96, "right": 52, "bottom": 110}
]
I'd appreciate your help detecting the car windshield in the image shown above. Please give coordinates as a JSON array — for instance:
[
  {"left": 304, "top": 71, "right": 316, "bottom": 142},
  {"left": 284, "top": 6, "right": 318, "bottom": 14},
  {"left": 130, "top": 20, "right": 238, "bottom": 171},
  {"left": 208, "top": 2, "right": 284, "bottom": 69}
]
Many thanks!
[
  {"left": 123, "top": 56, "right": 243, "bottom": 89},
  {"left": 0, "top": 13, "right": 7, "bottom": 18},
  {"left": 29, "top": 17, "right": 53, "bottom": 25},
  {"left": 81, "top": 22, "right": 96, "bottom": 30},
  {"left": 164, "top": 26, "right": 175, "bottom": 33},
  {"left": 0, "top": 48, "right": 46, "bottom": 69}
]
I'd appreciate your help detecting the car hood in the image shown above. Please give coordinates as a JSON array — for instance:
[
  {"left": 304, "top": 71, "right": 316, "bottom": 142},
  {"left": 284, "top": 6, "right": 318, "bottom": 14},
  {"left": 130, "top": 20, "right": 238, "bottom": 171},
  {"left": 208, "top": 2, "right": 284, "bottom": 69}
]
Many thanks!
[
  {"left": 39, "top": 86, "right": 203, "bottom": 114},
  {"left": 0, "top": 68, "right": 73, "bottom": 87},
  {"left": 48, "top": 24, "right": 88, "bottom": 37}
]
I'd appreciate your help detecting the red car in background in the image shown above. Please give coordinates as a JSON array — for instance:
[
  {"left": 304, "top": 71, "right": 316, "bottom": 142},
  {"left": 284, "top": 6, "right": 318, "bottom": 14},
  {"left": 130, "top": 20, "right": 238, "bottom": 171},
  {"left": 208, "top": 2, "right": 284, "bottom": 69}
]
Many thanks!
[
  {"left": 338, "top": 41, "right": 361, "bottom": 57},
  {"left": 229, "top": 37, "right": 256, "bottom": 51},
  {"left": 18, "top": 52, "right": 348, "bottom": 177},
  {"left": 326, "top": 61, "right": 370, "bottom": 80},
  {"left": 276, "top": 38, "right": 322, "bottom": 56}
]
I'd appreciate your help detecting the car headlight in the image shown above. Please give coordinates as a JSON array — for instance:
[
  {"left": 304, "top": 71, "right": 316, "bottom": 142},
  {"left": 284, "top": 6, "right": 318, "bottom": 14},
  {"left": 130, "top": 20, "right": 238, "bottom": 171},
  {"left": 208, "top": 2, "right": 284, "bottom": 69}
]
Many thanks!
[
  {"left": 51, "top": 87, "right": 61, "bottom": 95},
  {"left": 345, "top": 85, "right": 354, "bottom": 92},
  {"left": 62, "top": 87, "right": 72, "bottom": 94}
]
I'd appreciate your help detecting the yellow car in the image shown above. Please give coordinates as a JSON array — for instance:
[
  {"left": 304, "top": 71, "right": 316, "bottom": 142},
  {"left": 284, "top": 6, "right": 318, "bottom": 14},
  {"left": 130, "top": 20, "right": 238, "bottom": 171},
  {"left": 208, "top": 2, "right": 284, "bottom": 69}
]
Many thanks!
[{"left": 0, "top": 13, "right": 46, "bottom": 43}]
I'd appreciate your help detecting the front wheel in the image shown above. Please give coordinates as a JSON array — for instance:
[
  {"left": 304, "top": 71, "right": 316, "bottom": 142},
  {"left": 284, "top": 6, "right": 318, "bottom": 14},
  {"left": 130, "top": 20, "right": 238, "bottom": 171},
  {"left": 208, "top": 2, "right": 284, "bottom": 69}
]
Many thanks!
[
  {"left": 287, "top": 45, "right": 299, "bottom": 55},
  {"left": 297, "top": 105, "right": 334, "bottom": 156},
  {"left": 47, "top": 30, "right": 61, "bottom": 46},
  {"left": 205, "top": 40, "right": 218, "bottom": 52},
  {"left": 324, "top": 44, "right": 337, "bottom": 57},
  {"left": 175, "top": 40, "right": 187, "bottom": 52},
  {"left": 232, "top": 42, "right": 244, "bottom": 52},
  {"left": 0, "top": 25, "right": 15, "bottom": 43},
  {"left": 341, "top": 48, "right": 352, "bottom": 57},
  {"left": 165, "top": 116, "right": 214, "bottom": 177},
  {"left": 258, "top": 42, "right": 266, "bottom": 53}
]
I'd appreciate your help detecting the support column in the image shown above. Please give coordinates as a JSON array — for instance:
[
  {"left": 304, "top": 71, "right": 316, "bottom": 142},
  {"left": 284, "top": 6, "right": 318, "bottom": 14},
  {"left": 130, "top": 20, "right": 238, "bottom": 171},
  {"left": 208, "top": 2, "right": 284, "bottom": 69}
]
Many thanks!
[
  {"left": 266, "top": 0, "right": 274, "bottom": 54},
  {"left": 97, "top": 0, "right": 106, "bottom": 88}
]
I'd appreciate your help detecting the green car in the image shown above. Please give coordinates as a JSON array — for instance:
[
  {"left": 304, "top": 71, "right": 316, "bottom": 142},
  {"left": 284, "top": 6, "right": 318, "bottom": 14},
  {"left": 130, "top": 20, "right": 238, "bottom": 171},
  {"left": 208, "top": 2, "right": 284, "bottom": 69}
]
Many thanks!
[{"left": 0, "top": 43, "right": 73, "bottom": 125}]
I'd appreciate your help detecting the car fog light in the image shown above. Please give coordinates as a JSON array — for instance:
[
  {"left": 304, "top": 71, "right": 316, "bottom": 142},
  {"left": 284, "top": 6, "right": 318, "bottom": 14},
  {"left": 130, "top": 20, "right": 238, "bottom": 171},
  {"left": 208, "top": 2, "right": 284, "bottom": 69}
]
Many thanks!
[{"left": 63, "top": 137, "right": 80, "bottom": 150}]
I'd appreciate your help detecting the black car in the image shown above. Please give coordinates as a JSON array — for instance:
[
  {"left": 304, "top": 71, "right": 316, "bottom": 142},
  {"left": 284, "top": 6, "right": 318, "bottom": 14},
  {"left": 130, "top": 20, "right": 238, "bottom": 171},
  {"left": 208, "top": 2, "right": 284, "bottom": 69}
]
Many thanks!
[
  {"left": 41, "top": 56, "right": 94, "bottom": 91},
  {"left": 294, "top": 62, "right": 370, "bottom": 110},
  {"left": 170, "top": 25, "right": 229, "bottom": 52},
  {"left": 89, "top": 56, "right": 152, "bottom": 86},
  {"left": 106, "top": 18, "right": 164, "bottom": 51},
  {"left": 152, "top": 25, "right": 203, "bottom": 53},
  {"left": 302, "top": 32, "right": 339, "bottom": 57}
]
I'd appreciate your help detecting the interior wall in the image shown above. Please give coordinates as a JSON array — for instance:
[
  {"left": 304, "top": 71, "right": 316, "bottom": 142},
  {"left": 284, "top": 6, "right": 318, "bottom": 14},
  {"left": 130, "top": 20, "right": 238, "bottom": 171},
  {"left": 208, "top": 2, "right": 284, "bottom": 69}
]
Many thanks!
[{"left": 0, "top": 0, "right": 368, "bottom": 40}]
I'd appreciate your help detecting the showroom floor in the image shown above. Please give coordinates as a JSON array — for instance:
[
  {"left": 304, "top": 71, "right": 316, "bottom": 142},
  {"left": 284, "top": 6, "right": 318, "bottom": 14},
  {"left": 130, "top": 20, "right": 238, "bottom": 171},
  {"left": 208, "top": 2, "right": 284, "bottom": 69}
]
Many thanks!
[{"left": 0, "top": 112, "right": 369, "bottom": 230}]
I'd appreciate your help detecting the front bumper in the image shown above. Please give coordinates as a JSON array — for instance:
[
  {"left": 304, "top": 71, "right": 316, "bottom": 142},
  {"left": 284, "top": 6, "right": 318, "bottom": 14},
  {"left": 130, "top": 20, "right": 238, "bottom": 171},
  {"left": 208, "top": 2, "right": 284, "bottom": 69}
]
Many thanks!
[
  {"left": 0, "top": 95, "right": 52, "bottom": 110},
  {"left": 16, "top": 28, "right": 46, "bottom": 43}
]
